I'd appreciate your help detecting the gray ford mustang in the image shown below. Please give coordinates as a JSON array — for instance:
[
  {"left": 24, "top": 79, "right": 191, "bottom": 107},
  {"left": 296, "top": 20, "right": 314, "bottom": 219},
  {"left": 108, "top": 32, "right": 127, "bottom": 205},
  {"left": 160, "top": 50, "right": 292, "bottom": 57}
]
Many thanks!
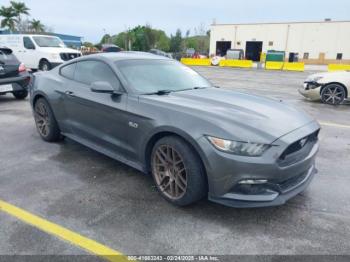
[{"left": 30, "top": 52, "right": 320, "bottom": 208}]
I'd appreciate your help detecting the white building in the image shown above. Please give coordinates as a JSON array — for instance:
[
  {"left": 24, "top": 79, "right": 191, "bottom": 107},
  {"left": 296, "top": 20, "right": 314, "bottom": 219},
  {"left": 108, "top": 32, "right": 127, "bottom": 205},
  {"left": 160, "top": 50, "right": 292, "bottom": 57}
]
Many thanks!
[{"left": 210, "top": 20, "right": 350, "bottom": 64}]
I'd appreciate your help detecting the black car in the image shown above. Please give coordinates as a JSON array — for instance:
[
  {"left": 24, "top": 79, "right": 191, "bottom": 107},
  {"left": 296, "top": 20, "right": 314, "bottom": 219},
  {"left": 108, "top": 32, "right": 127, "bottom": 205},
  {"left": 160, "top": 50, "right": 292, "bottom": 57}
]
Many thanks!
[
  {"left": 0, "top": 47, "right": 31, "bottom": 99},
  {"left": 149, "top": 49, "right": 173, "bottom": 59},
  {"left": 101, "top": 44, "right": 122, "bottom": 53}
]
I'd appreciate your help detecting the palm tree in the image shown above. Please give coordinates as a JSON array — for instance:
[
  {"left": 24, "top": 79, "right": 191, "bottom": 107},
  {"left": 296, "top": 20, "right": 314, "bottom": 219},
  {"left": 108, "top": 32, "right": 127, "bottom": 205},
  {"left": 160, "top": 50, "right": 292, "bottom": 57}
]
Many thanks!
[
  {"left": 0, "top": 6, "right": 17, "bottom": 32},
  {"left": 10, "top": 1, "right": 30, "bottom": 31},
  {"left": 29, "top": 19, "right": 45, "bottom": 33}
]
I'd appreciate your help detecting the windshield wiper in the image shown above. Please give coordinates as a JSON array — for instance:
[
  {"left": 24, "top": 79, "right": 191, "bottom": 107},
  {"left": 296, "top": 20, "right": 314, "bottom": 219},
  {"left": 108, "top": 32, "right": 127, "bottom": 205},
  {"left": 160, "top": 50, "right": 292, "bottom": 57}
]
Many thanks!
[
  {"left": 144, "top": 87, "right": 211, "bottom": 95},
  {"left": 144, "top": 89, "right": 173, "bottom": 95}
]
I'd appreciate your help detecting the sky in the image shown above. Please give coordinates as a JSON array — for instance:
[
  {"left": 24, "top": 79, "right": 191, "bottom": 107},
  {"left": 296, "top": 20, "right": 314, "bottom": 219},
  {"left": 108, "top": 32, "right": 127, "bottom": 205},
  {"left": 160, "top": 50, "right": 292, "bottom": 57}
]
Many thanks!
[{"left": 1, "top": 0, "right": 350, "bottom": 43}]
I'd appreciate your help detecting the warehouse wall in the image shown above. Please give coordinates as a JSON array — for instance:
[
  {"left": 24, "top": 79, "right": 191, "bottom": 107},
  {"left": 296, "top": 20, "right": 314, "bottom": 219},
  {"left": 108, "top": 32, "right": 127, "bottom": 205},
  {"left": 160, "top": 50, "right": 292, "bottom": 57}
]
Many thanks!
[{"left": 210, "top": 21, "right": 350, "bottom": 64}]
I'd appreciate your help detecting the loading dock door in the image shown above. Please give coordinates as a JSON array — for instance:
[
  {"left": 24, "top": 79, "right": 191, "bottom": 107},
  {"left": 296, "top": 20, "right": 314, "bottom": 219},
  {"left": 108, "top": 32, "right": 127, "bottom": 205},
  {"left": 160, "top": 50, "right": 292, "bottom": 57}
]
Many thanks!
[
  {"left": 216, "top": 41, "right": 231, "bottom": 57},
  {"left": 245, "top": 41, "right": 263, "bottom": 61}
]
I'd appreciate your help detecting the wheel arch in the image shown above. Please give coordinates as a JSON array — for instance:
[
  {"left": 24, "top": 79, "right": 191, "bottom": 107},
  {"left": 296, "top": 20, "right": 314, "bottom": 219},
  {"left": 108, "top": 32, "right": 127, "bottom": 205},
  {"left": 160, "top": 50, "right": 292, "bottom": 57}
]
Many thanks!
[
  {"left": 32, "top": 92, "right": 48, "bottom": 107},
  {"left": 144, "top": 129, "right": 209, "bottom": 186},
  {"left": 38, "top": 58, "right": 51, "bottom": 69},
  {"left": 321, "top": 82, "right": 348, "bottom": 98}
]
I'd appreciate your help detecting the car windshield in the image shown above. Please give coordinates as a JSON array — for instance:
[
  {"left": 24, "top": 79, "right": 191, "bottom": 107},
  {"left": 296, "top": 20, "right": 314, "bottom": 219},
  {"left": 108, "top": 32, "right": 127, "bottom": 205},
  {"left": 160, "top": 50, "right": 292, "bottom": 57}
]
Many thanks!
[
  {"left": 32, "top": 36, "right": 65, "bottom": 48},
  {"left": 115, "top": 59, "right": 212, "bottom": 94}
]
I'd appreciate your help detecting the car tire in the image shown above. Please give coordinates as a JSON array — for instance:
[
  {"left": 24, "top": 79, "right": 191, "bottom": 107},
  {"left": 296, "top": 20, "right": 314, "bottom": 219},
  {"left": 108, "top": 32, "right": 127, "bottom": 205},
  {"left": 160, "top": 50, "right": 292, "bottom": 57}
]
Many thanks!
[
  {"left": 151, "top": 136, "right": 207, "bottom": 206},
  {"left": 34, "top": 98, "right": 62, "bottom": 142},
  {"left": 39, "top": 60, "right": 51, "bottom": 71},
  {"left": 321, "top": 84, "right": 346, "bottom": 105},
  {"left": 12, "top": 90, "right": 28, "bottom": 100}
]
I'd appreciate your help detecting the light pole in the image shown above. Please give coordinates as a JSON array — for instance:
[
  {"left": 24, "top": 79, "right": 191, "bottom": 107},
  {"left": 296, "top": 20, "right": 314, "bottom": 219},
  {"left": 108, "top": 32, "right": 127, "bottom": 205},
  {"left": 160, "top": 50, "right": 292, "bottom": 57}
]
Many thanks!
[{"left": 102, "top": 28, "right": 110, "bottom": 44}]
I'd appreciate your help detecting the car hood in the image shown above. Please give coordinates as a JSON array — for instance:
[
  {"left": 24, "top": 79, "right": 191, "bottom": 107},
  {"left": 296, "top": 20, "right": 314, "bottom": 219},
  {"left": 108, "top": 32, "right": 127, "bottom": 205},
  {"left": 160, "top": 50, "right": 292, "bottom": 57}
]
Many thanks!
[
  {"left": 307, "top": 71, "right": 350, "bottom": 82},
  {"left": 142, "top": 88, "right": 315, "bottom": 143}
]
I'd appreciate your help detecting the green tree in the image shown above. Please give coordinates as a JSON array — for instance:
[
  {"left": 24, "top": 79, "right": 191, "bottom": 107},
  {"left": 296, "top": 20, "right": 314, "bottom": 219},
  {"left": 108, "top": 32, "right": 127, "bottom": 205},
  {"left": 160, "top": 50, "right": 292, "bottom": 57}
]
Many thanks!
[
  {"left": 29, "top": 19, "right": 45, "bottom": 32},
  {"left": 100, "top": 34, "right": 112, "bottom": 45},
  {"left": 112, "top": 31, "right": 128, "bottom": 49},
  {"left": 185, "top": 35, "right": 209, "bottom": 54},
  {"left": 155, "top": 30, "right": 170, "bottom": 51},
  {"left": 0, "top": 6, "right": 17, "bottom": 31},
  {"left": 131, "top": 25, "right": 148, "bottom": 51},
  {"left": 170, "top": 29, "right": 183, "bottom": 53},
  {"left": 110, "top": 25, "right": 170, "bottom": 52},
  {"left": 186, "top": 37, "right": 198, "bottom": 50},
  {"left": 82, "top": 42, "right": 94, "bottom": 48},
  {"left": 10, "top": 1, "right": 30, "bottom": 31}
]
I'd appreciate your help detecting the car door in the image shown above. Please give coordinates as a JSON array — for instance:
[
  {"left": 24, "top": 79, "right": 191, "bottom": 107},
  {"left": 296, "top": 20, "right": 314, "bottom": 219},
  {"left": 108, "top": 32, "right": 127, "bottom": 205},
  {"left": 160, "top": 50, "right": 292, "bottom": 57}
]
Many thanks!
[
  {"left": 62, "top": 60, "right": 132, "bottom": 158},
  {"left": 20, "top": 36, "right": 37, "bottom": 68}
]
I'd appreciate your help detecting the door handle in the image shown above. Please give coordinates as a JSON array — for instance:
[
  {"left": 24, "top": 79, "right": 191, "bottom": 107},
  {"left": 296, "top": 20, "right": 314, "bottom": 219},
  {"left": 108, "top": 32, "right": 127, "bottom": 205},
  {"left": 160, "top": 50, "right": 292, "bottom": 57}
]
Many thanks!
[{"left": 65, "top": 91, "right": 75, "bottom": 97}]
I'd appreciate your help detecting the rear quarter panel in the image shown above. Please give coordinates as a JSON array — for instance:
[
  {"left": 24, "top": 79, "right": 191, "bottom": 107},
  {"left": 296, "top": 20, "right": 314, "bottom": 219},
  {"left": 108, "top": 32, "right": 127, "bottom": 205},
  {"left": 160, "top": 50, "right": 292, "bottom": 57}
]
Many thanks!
[{"left": 31, "top": 70, "right": 69, "bottom": 132}]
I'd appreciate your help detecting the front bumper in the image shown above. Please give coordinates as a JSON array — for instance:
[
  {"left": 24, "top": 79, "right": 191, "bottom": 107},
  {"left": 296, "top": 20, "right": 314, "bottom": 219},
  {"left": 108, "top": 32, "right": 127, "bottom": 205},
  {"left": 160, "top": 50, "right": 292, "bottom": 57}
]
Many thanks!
[
  {"left": 298, "top": 82, "right": 322, "bottom": 101},
  {"left": 209, "top": 165, "right": 316, "bottom": 208},
  {"left": 199, "top": 121, "right": 320, "bottom": 208}
]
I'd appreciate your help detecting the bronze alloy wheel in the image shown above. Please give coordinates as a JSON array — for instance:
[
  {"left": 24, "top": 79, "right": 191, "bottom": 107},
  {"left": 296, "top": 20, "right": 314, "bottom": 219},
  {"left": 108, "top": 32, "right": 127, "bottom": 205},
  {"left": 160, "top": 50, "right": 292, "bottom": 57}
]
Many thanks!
[
  {"left": 152, "top": 144, "right": 187, "bottom": 200},
  {"left": 34, "top": 101, "right": 51, "bottom": 137}
]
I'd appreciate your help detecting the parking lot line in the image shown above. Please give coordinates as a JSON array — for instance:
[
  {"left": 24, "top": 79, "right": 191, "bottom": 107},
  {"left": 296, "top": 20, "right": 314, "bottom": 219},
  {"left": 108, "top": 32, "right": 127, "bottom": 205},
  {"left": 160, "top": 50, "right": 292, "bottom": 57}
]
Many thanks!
[
  {"left": 319, "top": 121, "right": 350, "bottom": 129},
  {"left": 0, "top": 199, "right": 128, "bottom": 262}
]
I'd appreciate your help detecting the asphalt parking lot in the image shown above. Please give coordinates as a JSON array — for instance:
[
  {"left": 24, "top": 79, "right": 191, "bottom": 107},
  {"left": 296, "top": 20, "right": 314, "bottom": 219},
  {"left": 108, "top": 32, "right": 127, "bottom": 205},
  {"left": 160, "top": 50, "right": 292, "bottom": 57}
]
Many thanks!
[{"left": 1, "top": 67, "right": 350, "bottom": 260}]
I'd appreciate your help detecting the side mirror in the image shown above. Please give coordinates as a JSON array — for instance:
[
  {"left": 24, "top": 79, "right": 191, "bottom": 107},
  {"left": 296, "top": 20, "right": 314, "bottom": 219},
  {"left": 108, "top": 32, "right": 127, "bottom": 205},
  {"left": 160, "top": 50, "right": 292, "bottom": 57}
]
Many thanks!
[{"left": 90, "top": 81, "right": 121, "bottom": 95}]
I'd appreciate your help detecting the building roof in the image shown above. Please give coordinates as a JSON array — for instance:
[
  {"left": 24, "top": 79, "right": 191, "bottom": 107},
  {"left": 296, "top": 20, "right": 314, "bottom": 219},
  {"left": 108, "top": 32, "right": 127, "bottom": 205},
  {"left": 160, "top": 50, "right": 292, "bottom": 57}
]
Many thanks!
[{"left": 211, "top": 20, "right": 350, "bottom": 26}]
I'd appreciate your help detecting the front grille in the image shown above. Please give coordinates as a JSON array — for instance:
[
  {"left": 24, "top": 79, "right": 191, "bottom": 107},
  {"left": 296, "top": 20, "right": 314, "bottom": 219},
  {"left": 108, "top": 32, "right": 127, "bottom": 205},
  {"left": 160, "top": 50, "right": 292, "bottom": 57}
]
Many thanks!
[
  {"left": 278, "top": 129, "right": 319, "bottom": 166},
  {"left": 60, "top": 53, "right": 81, "bottom": 61},
  {"left": 278, "top": 170, "right": 309, "bottom": 193}
]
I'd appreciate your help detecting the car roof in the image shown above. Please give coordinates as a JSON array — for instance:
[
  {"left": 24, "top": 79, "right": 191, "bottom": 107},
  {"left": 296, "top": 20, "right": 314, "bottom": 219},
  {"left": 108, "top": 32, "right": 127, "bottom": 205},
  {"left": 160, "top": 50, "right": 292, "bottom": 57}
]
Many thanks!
[
  {"left": 102, "top": 44, "right": 119, "bottom": 48},
  {"left": 80, "top": 51, "right": 170, "bottom": 62},
  {"left": 1, "top": 34, "right": 59, "bottom": 38}
]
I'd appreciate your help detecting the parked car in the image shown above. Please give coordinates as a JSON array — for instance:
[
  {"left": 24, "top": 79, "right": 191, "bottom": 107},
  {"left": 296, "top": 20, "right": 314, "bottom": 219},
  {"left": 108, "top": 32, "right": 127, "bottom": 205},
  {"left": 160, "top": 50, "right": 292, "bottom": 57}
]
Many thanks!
[
  {"left": 101, "top": 44, "right": 122, "bottom": 53},
  {"left": 0, "top": 34, "right": 81, "bottom": 71},
  {"left": 30, "top": 52, "right": 320, "bottom": 208},
  {"left": 149, "top": 49, "right": 173, "bottom": 59},
  {"left": 0, "top": 47, "right": 31, "bottom": 99},
  {"left": 299, "top": 71, "right": 349, "bottom": 105}
]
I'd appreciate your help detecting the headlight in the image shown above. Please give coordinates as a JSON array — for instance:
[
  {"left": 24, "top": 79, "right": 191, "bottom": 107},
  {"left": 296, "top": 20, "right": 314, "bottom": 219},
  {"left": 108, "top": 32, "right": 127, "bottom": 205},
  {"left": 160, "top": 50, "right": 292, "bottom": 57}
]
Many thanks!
[
  {"left": 309, "top": 76, "right": 323, "bottom": 82},
  {"left": 206, "top": 136, "right": 271, "bottom": 157}
]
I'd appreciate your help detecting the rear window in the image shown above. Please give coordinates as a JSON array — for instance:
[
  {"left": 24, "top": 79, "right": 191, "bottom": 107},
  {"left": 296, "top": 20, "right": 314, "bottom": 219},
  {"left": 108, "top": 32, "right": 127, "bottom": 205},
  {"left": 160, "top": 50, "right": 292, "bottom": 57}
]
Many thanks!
[{"left": 0, "top": 49, "right": 18, "bottom": 63}]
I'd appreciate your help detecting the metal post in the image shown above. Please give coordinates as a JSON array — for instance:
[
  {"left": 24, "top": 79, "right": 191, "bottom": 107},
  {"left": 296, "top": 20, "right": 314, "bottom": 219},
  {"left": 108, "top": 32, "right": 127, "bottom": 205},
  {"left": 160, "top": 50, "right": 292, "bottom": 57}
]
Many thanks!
[
  {"left": 285, "top": 24, "right": 290, "bottom": 57},
  {"left": 234, "top": 26, "right": 237, "bottom": 49}
]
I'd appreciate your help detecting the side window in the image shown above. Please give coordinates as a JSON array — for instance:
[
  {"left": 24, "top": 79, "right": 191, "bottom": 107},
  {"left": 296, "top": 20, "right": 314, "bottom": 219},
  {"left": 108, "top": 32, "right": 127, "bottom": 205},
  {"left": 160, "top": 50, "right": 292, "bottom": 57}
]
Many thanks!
[
  {"left": 74, "top": 60, "right": 121, "bottom": 90},
  {"left": 23, "top": 37, "right": 35, "bottom": 49},
  {"left": 60, "top": 63, "right": 76, "bottom": 79}
]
